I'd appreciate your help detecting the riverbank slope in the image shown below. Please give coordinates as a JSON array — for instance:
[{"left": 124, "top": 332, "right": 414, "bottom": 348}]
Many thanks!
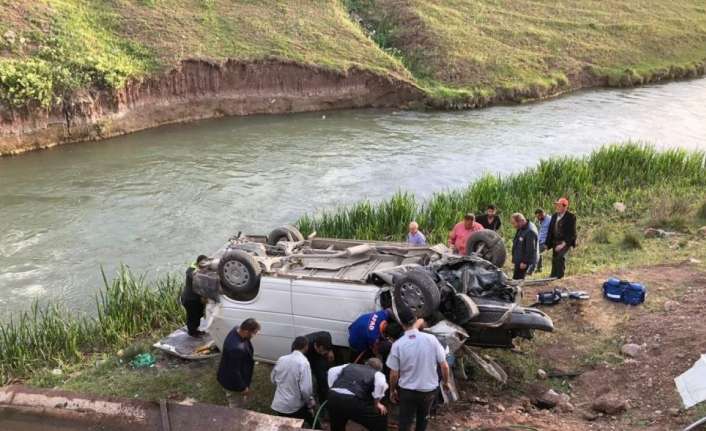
[
  {"left": 2, "top": 1, "right": 706, "bottom": 155},
  {"left": 3, "top": 145, "right": 705, "bottom": 430}
]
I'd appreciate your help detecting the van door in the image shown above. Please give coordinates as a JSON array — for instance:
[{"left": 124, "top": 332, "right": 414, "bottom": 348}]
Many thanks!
[
  {"left": 291, "top": 279, "right": 378, "bottom": 347},
  {"left": 210, "top": 276, "right": 294, "bottom": 363}
]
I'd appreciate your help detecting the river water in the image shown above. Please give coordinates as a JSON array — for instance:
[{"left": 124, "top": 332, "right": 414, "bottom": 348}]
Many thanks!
[{"left": 1, "top": 79, "right": 705, "bottom": 317}]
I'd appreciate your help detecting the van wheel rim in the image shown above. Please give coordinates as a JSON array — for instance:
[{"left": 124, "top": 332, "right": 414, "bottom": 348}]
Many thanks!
[
  {"left": 399, "top": 282, "right": 425, "bottom": 311},
  {"left": 223, "top": 260, "right": 250, "bottom": 287}
]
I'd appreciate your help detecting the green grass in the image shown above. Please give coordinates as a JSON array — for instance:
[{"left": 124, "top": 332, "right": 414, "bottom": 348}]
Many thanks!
[
  {"left": 0, "top": 0, "right": 410, "bottom": 107},
  {"left": 298, "top": 144, "right": 706, "bottom": 245},
  {"left": 346, "top": 0, "right": 706, "bottom": 104},
  {"left": 3, "top": 0, "right": 706, "bottom": 108},
  {"left": 52, "top": 352, "right": 276, "bottom": 413},
  {"left": 697, "top": 200, "right": 706, "bottom": 221},
  {"left": 0, "top": 266, "right": 183, "bottom": 384},
  {"left": 621, "top": 230, "right": 643, "bottom": 250}
]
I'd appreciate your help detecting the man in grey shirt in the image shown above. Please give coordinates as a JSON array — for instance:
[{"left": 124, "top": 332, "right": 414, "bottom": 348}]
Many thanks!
[
  {"left": 386, "top": 307, "right": 450, "bottom": 431},
  {"left": 327, "top": 358, "right": 389, "bottom": 431},
  {"left": 271, "top": 336, "right": 316, "bottom": 427}
]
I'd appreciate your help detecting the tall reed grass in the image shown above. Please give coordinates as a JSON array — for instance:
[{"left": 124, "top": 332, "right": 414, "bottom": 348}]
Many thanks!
[
  {"left": 297, "top": 144, "right": 706, "bottom": 243},
  {"left": 0, "top": 267, "right": 183, "bottom": 383}
]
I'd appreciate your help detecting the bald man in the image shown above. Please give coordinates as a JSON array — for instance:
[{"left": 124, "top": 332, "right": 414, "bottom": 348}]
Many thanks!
[{"left": 407, "top": 221, "right": 427, "bottom": 246}]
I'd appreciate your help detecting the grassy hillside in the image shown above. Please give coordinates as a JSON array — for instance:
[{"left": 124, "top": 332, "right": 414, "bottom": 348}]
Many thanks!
[
  {"left": 0, "top": 0, "right": 409, "bottom": 108},
  {"left": 1, "top": 0, "right": 706, "bottom": 109},
  {"left": 346, "top": 0, "right": 706, "bottom": 102}
]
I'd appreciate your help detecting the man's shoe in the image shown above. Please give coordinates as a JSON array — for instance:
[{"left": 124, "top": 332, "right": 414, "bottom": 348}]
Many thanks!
[{"left": 188, "top": 330, "right": 206, "bottom": 338}]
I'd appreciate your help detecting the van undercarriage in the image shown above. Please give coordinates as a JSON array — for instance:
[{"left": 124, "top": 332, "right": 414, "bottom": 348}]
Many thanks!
[{"left": 192, "top": 226, "right": 553, "bottom": 350}]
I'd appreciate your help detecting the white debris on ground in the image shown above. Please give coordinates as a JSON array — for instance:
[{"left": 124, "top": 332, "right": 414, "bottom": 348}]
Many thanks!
[{"left": 675, "top": 354, "right": 706, "bottom": 409}]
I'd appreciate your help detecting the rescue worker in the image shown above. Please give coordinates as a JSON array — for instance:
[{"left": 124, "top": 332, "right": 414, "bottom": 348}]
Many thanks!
[
  {"left": 348, "top": 309, "right": 391, "bottom": 358},
  {"left": 327, "top": 358, "right": 389, "bottom": 431},
  {"left": 181, "top": 255, "right": 208, "bottom": 337},
  {"left": 448, "top": 213, "right": 484, "bottom": 255},
  {"left": 545, "top": 197, "right": 577, "bottom": 279},
  {"left": 510, "top": 213, "right": 538, "bottom": 280},
  {"left": 217, "top": 318, "right": 260, "bottom": 407},
  {"left": 304, "top": 331, "right": 334, "bottom": 403},
  {"left": 271, "top": 336, "right": 316, "bottom": 426},
  {"left": 387, "top": 307, "right": 450, "bottom": 431}
]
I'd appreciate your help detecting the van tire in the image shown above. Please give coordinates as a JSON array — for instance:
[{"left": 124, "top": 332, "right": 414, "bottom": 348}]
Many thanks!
[
  {"left": 393, "top": 271, "right": 441, "bottom": 318},
  {"left": 218, "top": 250, "right": 261, "bottom": 301},
  {"left": 267, "top": 225, "right": 305, "bottom": 245},
  {"left": 466, "top": 229, "right": 507, "bottom": 268}
]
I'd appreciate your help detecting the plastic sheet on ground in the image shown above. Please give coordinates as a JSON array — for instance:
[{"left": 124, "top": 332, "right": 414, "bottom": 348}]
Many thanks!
[
  {"left": 153, "top": 320, "right": 218, "bottom": 360},
  {"left": 675, "top": 354, "right": 706, "bottom": 409}
]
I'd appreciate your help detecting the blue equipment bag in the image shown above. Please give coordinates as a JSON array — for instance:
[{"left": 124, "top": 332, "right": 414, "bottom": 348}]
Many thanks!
[
  {"left": 602, "top": 278, "right": 646, "bottom": 305},
  {"left": 603, "top": 278, "right": 623, "bottom": 302},
  {"left": 623, "top": 282, "right": 646, "bottom": 305}
]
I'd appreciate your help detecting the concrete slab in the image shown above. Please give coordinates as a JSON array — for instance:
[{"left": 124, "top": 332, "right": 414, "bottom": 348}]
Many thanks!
[{"left": 0, "top": 385, "right": 302, "bottom": 431}]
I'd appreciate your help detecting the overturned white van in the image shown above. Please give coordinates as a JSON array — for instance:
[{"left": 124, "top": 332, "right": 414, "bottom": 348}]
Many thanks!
[{"left": 194, "top": 226, "right": 553, "bottom": 363}]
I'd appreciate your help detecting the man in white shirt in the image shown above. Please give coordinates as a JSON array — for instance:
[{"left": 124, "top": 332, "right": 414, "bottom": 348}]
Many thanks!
[
  {"left": 271, "top": 336, "right": 316, "bottom": 427},
  {"left": 386, "top": 307, "right": 450, "bottom": 431},
  {"left": 327, "top": 358, "right": 389, "bottom": 431}
]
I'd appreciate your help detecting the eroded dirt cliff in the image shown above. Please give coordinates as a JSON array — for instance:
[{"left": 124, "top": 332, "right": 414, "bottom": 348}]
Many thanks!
[{"left": 0, "top": 59, "right": 422, "bottom": 156}]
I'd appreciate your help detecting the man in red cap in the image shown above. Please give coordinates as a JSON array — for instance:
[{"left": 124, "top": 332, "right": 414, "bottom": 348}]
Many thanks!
[{"left": 545, "top": 197, "right": 577, "bottom": 279}]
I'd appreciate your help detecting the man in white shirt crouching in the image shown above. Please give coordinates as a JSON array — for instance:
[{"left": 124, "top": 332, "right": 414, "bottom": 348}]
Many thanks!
[
  {"left": 271, "top": 336, "right": 316, "bottom": 427},
  {"left": 327, "top": 357, "right": 389, "bottom": 431}
]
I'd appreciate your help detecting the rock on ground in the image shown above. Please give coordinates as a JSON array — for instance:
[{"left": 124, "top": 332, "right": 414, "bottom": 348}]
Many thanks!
[
  {"left": 533, "top": 389, "right": 571, "bottom": 410},
  {"left": 620, "top": 343, "right": 643, "bottom": 357},
  {"left": 592, "top": 394, "right": 629, "bottom": 415},
  {"left": 663, "top": 300, "right": 680, "bottom": 312}
]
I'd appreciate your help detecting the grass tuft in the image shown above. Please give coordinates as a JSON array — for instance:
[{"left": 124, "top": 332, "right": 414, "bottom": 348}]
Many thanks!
[
  {"left": 621, "top": 230, "right": 643, "bottom": 250},
  {"left": 648, "top": 196, "right": 693, "bottom": 231},
  {"left": 698, "top": 201, "right": 706, "bottom": 221},
  {"left": 592, "top": 229, "right": 611, "bottom": 245},
  {"left": 0, "top": 266, "right": 183, "bottom": 384}
]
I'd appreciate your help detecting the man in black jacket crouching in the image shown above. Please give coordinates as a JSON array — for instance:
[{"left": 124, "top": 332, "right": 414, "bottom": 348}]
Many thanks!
[{"left": 327, "top": 358, "right": 389, "bottom": 431}]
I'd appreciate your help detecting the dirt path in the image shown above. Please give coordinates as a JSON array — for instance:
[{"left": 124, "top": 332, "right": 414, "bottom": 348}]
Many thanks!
[{"left": 433, "top": 262, "right": 706, "bottom": 430}]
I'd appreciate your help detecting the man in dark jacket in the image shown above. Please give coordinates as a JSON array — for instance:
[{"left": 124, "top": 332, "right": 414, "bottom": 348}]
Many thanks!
[
  {"left": 304, "top": 331, "right": 334, "bottom": 403},
  {"left": 217, "top": 318, "right": 261, "bottom": 405},
  {"left": 327, "top": 358, "right": 389, "bottom": 431},
  {"left": 476, "top": 204, "right": 502, "bottom": 231},
  {"left": 181, "top": 255, "right": 208, "bottom": 337},
  {"left": 545, "top": 197, "right": 577, "bottom": 279},
  {"left": 510, "top": 213, "right": 538, "bottom": 280}
]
